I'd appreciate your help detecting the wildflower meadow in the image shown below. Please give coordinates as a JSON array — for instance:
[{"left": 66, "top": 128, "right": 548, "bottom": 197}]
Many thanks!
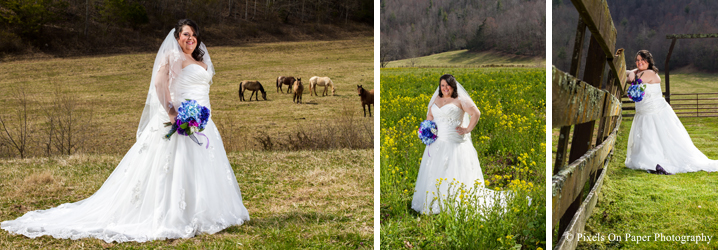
[{"left": 380, "top": 67, "right": 546, "bottom": 249}]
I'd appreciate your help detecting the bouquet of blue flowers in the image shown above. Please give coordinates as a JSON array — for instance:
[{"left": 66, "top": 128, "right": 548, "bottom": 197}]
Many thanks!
[
  {"left": 417, "top": 120, "right": 438, "bottom": 145},
  {"left": 627, "top": 77, "right": 646, "bottom": 102},
  {"left": 164, "top": 99, "right": 211, "bottom": 148}
]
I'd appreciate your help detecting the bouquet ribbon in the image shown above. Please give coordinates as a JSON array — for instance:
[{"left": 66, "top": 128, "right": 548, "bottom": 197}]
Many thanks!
[{"left": 189, "top": 132, "right": 210, "bottom": 149}]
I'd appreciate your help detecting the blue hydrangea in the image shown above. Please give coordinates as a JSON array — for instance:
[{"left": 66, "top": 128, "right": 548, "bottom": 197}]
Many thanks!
[
  {"left": 418, "top": 120, "right": 438, "bottom": 145},
  {"left": 627, "top": 78, "right": 646, "bottom": 102},
  {"left": 165, "top": 99, "right": 211, "bottom": 138}
]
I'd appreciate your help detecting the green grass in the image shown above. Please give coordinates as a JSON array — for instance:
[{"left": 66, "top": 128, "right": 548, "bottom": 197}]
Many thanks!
[
  {"left": 0, "top": 37, "right": 374, "bottom": 156},
  {"left": 551, "top": 72, "right": 718, "bottom": 249},
  {"left": 380, "top": 67, "right": 546, "bottom": 249},
  {"left": 0, "top": 149, "right": 373, "bottom": 249},
  {"left": 385, "top": 50, "right": 545, "bottom": 68},
  {"left": 577, "top": 117, "right": 718, "bottom": 250}
]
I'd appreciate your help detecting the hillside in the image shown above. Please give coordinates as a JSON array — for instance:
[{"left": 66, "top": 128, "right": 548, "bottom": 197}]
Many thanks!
[
  {"left": 384, "top": 49, "right": 545, "bottom": 68},
  {"left": 380, "top": 0, "right": 545, "bottom": 62},
  {"left": 552, "top": 0, "right": 717, "bottom": 74},
  {"left": 0, "top": 0, "right": 372, "bottom": 60}
]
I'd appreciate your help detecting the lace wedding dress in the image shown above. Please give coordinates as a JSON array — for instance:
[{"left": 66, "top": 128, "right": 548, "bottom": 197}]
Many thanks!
[
  {"left": 1, "top": 30, "right": 250, "bottom": 243},
  {"left": 625, "top": 82, "right": 718, "bottom": 173}
]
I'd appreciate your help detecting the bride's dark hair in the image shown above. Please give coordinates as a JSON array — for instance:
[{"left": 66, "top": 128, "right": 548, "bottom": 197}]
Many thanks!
[
  {"left": 174, "top": 19, "right": 205, "bottom": 62},
  {"left": 438, "top": 74, "right": 459, "bottom": 98},
  {"left": 636, "top": 50, "right": 658, "bottom": 73}
]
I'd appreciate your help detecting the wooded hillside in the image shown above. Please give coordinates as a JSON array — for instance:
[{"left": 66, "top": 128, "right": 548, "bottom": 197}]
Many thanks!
[
  {"left": 380, "top": 0, "right": 545, "bottom": 63},
  {"left": 0, "top": 0, "right": 373, "bottom": 58},
  {"left": 552, "top": 0, "right": 717, "bottom": 74}
]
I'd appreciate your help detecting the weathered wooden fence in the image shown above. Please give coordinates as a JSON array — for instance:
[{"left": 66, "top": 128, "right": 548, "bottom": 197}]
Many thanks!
[
  {"left": 552, "top": 0, "right": 626, "bottom": 249},
  {"left": 621, "top": 33, "right": 718, "bottom": 118}
]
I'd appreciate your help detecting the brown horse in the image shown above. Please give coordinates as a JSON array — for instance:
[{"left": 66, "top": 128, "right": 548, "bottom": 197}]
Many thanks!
[
  {"left": 309, "top": 76, "right": 336, "bottom": 96},
  {"left": 357, "top": 85, "right": 374, "bottom": 117},
  {"left": 239, "top": 80, "right": 267, "bottom": 101},
  {"left": 293, "top": 78, "right": 304, "bottom": 104},
  {"left": 276, "top": 76, "right": 296, "bottom": 94}
]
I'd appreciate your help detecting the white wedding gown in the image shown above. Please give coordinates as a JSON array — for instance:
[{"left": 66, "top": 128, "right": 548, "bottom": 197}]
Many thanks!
[
  {"left": 625, "top": 82, "right": 718, "bottom": 173},
  {"left": 412, "top": 103, "right": 506, "bottom": 214},
  {"left": 1, "top": 64, "right": 250, "bottom": 243}
]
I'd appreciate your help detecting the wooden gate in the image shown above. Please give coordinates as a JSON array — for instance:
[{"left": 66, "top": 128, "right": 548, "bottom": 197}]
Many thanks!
[{"left": 552, "top": 0, "right": 626, "bottom": 249}]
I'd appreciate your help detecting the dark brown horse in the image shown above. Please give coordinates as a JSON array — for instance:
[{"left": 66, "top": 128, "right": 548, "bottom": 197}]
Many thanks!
[
  {"left": 239, "top": 80, "right": 267, "bottom": 101},
  {"left": 357, "top": 85, "right": 374, "bottom": 117},
  {"left": 276, "top": 76, "right": 296, "bottom": 94},
  {"left": 293, "top": 78, "right": 304, "bottom": 104}
]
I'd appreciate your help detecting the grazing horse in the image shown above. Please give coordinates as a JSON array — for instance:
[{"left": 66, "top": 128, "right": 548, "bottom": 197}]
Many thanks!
[
  {"left": 293, "top": 78, "right": 304, "bottom": 104},
  {"left": 276, "top": 76, "right": 296, "bottom": 94},
  {"left": 357, "top": 85, "right": 374, "bottom": 117},
  {"left": 239, "top": 80, "right": 267, "bottom": 101},
  {"left": 309, "top": 76, "right": 336, "bottom": 96}
]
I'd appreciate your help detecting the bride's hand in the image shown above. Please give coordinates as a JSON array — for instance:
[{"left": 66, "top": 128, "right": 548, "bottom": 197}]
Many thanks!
[
  {"left": 626, "top": 70, "right": 635, "bottom": 83},
  {"left": 169, "top": 110, "right": 178, "bottom": 124},
  {"left": 456, "top": 126, "right": 470, "bottom": 135}
]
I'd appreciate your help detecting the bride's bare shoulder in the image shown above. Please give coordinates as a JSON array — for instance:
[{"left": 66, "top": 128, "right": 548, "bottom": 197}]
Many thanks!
[
  {"left": 640, "top": 70, "right": 661, "bottom": 83},
  {"left": 641, "top": 70, "right": 657, "bottom": 76}
]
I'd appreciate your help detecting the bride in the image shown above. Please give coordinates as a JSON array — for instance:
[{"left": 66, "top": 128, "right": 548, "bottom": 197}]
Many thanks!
[
  {"left": 1, "top": 19, "right": 250, "bottom": 242},
  {"left": 412, "top": 74, "right": 508, "bottom": 214},
  {"left": 625, "top": 50, "right": 717, "bottom": 174}
]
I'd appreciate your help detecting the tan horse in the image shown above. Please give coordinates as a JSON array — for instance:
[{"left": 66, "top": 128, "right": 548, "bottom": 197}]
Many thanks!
[
  {"left": 276, "top": 76, "right": 296, "bottom": 94},
  {"left": 239, "top": 80, "right": 267, "bottom": 101},
  {"left": 293, "top": 78, "right": 304, "bottom": 104},
  {"left": 309, "top": 76, "right": 336, "bottom": 96},
  {"left": 357, "top": 85, "right": 374, "bottom": 117}
]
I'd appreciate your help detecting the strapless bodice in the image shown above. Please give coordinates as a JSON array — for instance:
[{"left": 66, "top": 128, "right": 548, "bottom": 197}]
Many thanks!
[
  {"left": 431, "top": 103, "right": 469, "bottom": 142},
  {"left": 635, "top": 83, "right": 668, "bottom": 115},
  {"left": 174, "top": 64, "right": 212, "bottom": 109}
]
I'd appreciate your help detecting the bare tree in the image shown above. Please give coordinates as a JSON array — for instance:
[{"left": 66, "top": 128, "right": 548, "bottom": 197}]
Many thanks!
[
  {"left": 0, "top": 86, "right": 32, "bottom": 158},
  {"left": 49, "top": 86, "right": 94, "bottom": 155}
]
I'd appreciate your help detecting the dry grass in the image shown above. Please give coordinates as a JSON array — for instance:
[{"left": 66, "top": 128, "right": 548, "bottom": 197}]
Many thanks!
[
  {"left": 0, "top": 149, "right": 373, "bottom": 248},
  {"left": 0, "top": 37, "right": 374, "bottom": 157}
]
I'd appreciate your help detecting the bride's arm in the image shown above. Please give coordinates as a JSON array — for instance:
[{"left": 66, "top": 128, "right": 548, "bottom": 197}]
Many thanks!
[
  {"left": 154, "top": 64, "right": 178, "bottom": 124},
  {"left": 457, "top": 102, "right": 481, "bottom": 135},
  {"left": 427, "top": 105, "right": 434, "bottom": 121}
]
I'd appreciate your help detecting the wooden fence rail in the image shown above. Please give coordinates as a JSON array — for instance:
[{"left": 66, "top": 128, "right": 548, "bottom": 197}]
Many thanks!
[{"left": 552, "top": 0, "right": 626, "bottom": 249}]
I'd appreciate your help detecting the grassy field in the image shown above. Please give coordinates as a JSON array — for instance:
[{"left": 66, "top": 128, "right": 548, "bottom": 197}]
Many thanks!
[
  {"left": 0, "top": 37, "right": 374, "bottom": 156},
  {"left": 380, "top": 67, "right": 546, "bottom": 249},
  {"left": 551, "top": 72, "right": 718, "bottom": 249},
  {"left": 0, "top": 149, "right": 373, "bottom": 249},
  {"left": 0, "top": 38, "right": 374, "bottom": 247},
  {"left": 385, "top": 50, "right": 545, "bottom": 68}
]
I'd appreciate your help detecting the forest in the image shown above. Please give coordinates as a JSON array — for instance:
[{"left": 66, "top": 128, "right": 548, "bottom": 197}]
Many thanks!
[
  {"left": 380, "top": 0, "right": 546, "bottom": 63},
  {"left": 0, "top": 0, "right": 373, "bottom": 57},
  {"left": 552, "top": 0, "right": 718, "bottom": 74}
]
